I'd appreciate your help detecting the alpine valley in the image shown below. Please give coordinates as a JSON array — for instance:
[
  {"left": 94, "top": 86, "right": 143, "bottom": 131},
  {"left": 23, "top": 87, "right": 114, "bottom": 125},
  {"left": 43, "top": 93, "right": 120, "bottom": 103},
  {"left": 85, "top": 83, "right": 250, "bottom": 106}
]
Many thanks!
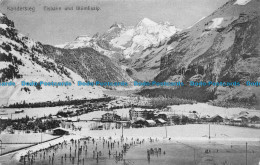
[
  {"left": 56, "top": 0, "right": 260, "bottom": 108},
  {"left": 1, "top": 0, "right": 260, "bottom": 108}
]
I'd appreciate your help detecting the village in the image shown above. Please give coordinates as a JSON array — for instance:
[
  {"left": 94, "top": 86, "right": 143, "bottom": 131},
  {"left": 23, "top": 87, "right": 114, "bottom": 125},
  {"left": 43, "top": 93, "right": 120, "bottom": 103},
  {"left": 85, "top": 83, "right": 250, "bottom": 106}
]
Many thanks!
[
  {"left": 1, "top": 96, "right": 260, "bottom": 136},
  {"left": 1, "top": 96, "right": 260, "bottom": 165}
]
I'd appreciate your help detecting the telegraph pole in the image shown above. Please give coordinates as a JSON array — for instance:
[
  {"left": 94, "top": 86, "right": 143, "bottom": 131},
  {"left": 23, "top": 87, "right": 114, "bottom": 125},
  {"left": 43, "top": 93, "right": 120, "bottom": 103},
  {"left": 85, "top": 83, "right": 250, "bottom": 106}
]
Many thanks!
[
  {"left": 121, "top": 122, "right": 124, "bottom": 139},
  {"left": 165, "top": 125, "right": 167, "bottom": 138},
  {"left": 40, "top": 129, "right": 43, "bottom": 143},
  {"left": 208, "top": 124, "right": 211, "bottom": 139},
  {"left": 193, "top": 148, "right": 196, "bottom": 165},
  {"left": 0, "top": 140, "right": 2, "bottom": 155},
  {"left": 246, "top": 142, "right": 247, "bottom": 165}
]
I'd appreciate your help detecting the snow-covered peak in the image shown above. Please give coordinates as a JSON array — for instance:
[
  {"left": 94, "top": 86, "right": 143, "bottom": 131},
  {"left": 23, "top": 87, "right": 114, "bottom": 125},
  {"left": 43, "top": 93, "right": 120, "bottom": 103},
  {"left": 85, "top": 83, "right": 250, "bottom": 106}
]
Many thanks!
[
  {"left": 137, "top": 18, "right": 158, "bottom": 27},
  {"left": 234, "top": 0, "right": 252, "bottom": 5},
  {"left": 0, "top": 13, "right": 4, "bottom": 17},
  {"left": 110, "top": 22, "right": 125, "bottom": 29},
  {"left": 134, "top": 18, "right": 179, "bottom": 37},
  {"left": 55, "top": 18, "right": 180, "bottom": 59},
  {"left": 75, "top": 35, "right": 92, "bottom": 42}
]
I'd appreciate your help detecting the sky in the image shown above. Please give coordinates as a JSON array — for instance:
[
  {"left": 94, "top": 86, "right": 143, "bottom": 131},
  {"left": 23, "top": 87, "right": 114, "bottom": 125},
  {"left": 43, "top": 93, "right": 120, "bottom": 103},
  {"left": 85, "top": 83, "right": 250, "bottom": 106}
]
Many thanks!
[{"left": 0, "top": 0, "right": 228, "bottom": 45}]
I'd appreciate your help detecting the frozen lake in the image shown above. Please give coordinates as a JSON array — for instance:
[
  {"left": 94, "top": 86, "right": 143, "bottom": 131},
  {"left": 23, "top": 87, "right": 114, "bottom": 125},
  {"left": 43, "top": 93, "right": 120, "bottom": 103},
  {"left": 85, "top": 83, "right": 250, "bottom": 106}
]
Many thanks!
[{"left": 1, "top": 138, "right": 260, "bottom": 165}]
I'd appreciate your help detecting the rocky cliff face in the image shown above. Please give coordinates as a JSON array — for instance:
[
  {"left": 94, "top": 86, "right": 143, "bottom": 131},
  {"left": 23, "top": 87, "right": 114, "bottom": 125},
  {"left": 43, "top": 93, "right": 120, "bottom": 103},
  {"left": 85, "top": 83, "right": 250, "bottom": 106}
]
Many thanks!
[
  {"left": 42, "top": 45, "right": 133, "bottom": 88},
  {"left": 155, "top": 0, "right": 260, "bottom": 107}
]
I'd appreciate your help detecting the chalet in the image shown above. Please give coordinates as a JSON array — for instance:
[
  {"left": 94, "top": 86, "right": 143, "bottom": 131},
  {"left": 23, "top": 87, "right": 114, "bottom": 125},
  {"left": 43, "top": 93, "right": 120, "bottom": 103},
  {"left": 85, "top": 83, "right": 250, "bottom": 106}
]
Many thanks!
[
  {"left": 155, "top": 118, "right": 167, "bottom": 126},
  {"left": 200, "top": 115, "right": 211, "bottom": 122},
  {"left": 101, "top": 113, "right": 121, "bottom": 122},
  {"left": 250, "top": 116, "right": 260, "bottom": 123},
  {"left": 145, "top": 120, "right": 156, "bottom": 127},
  {"left": 238, "top": 116, "right": 248, "bottom": 123},
  {"left": 52, "top": 127, "right": 70, "bottom": 136},
  {"left": 210, "top": 115, "right": 224, "bottom": 123},
  {"left": 132, "top": 119, "right": 146, "bottom": 128}
]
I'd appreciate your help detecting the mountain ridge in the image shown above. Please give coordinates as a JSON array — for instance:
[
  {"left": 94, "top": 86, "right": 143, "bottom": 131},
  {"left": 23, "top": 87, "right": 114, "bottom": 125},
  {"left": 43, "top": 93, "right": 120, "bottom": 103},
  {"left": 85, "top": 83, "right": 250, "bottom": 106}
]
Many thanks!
[
  {"left": 55, "top": 18, "right": 180, "bottom": 81},
  {"left": 56, "top": 18, "right": 180, "bottom": 59},
  {"left": 153, "top": 0, "right": 260, "bottom": 108}
]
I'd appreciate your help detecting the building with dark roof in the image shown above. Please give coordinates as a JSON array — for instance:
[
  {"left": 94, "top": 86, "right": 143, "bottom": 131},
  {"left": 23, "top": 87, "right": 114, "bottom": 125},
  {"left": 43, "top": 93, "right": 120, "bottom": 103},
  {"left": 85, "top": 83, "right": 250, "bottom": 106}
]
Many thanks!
[
  {"left": 101, "top": 113, "right": 121, "bottom": 122},
  {"left": 52, "top": 127, "right": 70, "bottom": 136}
]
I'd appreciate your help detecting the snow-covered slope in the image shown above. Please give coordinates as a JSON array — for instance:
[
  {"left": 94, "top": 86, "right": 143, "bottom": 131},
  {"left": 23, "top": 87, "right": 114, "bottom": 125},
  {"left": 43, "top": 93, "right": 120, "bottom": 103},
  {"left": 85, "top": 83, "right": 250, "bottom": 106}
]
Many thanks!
[
  {"left": 155, "top": 0, "right": 260, "bottom": 107},
  {"left": 0, "top": 13, "right": 104, "bottom": 106}
]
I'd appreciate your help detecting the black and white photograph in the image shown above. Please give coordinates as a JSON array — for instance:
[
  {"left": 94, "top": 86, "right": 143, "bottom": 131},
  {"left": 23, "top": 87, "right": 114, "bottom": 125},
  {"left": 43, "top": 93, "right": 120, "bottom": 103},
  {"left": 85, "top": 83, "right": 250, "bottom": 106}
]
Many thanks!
[{"left": 0, "top": 0, "right": 260, "bottom": 164}]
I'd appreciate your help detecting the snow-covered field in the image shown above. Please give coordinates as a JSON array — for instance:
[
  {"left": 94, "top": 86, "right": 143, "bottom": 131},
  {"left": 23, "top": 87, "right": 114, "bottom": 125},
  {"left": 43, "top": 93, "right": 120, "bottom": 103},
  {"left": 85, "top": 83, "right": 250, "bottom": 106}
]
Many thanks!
[
  {"left": 85, "top": 124, "right": 260, "bottom": 141},
  {"left": 164, "top": 103, "right": 260, "bottom": 119},
  {"left": 0, "top": 106, "right": 65, "bottom": 119}
]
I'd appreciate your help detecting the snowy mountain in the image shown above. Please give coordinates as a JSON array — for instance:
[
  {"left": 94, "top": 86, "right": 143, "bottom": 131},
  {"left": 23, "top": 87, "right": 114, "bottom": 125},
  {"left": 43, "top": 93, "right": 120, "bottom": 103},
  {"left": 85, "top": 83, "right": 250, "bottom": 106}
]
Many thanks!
[
  {"left": 57, "top": 18, "right": 180, "bottom": 60},
  {"left": 154, "top": 0, "right": 260, "bottom": 107},
  {"left": 55, "top": 18, "right": 180, "bottom": 81},
  {"left": 0, "top": 13, "right": 105, "bottom": 106}
]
